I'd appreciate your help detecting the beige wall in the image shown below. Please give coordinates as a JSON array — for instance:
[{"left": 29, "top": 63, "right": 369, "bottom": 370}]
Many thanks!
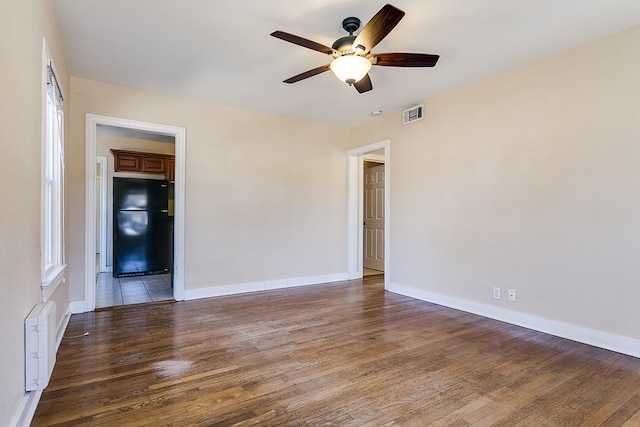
[
  {"left": 0, "top": 0, "right": 70, "bottom": 425},
  {"left": 68, "top": 78, "right": 349, "bottom": 301},
  {"left": 350, "top": 25, "right": 640, "bottom": 341}
]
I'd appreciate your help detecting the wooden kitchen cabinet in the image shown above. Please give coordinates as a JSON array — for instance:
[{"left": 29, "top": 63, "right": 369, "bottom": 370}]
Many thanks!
[
  {"left": 141, "top": 156, "right": 166, "bottom": 173},
  {"left": 166, "top": 159, "right": 175, "bottom": 182},
  {"left": 112, "top": 151, "right": 141, "bottom": 172},
  {"left": 111, "top": 149, "right": 175, "bottom": 180}
]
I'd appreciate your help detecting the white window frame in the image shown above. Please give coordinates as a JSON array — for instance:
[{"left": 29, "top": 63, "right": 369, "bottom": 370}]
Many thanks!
[{"left": 41, "top": 38, "right": 66, "bottom": 301}]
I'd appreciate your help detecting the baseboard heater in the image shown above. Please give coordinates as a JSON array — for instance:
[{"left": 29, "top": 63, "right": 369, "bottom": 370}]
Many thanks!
[{"left": 25, "top": 301, "right": 57, "bottom": 391}]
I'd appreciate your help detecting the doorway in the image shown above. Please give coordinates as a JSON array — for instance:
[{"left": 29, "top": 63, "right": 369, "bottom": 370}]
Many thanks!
[
  {"left": 96, "top": 127, "right": 176, "bottom": 307},
  {"left": 363, "top": 160, "right": 385, "bottom": 275},
  {"left": 347, "top": 140, "right": 390, "bottom": 286},
  {"left": 84, "top": 114, "right": 186, "bottom": 312}
]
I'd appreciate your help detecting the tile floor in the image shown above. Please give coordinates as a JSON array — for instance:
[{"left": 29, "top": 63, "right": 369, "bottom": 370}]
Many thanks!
[{"left": 96, "top": 272, "right": 174, "bottom": 308}]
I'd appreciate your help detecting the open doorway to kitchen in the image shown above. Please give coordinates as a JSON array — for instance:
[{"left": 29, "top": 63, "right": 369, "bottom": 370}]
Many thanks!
[
  {"left": 84, "top": 114, "right": 186, "bottom": 312},
  {"left": 347, "top": 140, "right": 390, "bottom": 287},
  {"left": 94, "top": 126, "right": 175, "bottom": 308}
]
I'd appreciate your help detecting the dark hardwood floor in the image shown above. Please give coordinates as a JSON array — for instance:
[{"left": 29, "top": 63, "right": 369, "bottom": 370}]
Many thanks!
[{"left": 33, "top": 277, "right": 640, "bottom": 426}]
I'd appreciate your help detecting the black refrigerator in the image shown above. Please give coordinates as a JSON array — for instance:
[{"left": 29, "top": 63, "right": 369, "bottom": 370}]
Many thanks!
[{"left": 113, "top": 177, "right": 172, "bottom": 278}]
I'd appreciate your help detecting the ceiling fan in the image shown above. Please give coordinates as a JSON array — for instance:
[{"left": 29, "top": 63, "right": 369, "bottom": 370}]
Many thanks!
[{"left": 270, "top": 3, "right": 440, "bottom": 94}]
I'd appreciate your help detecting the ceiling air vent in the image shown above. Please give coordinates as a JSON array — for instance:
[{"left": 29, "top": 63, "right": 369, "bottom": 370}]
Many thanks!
[{"left": 402, "top": 104, "right": 424, "bottom": 125}]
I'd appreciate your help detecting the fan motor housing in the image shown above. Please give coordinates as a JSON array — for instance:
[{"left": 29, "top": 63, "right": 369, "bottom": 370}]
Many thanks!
[
  {"left": 332, "top": 35, "right": 356, "bottom": 53},
  {"left": 332, "top": 16, "right": 361, "bottom": 53}
]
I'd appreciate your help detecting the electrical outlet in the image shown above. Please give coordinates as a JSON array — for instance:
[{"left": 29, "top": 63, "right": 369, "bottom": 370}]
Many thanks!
[
  {"left": 493, "top": 287, "right": 501, "bottom": 300},
  {"left": 508, "top": 289, "right": 517, "bottom": 302}
]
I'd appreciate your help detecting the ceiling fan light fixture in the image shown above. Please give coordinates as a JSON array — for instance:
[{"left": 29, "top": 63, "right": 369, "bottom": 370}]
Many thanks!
[{"left": 330, "top": 55, "right": 372, "bottom": 85}]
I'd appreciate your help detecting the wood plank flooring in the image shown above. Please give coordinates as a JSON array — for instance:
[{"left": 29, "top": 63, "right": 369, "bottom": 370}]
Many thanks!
[{"left": 33, "top": 277, "right": 640, "bottom": 426}]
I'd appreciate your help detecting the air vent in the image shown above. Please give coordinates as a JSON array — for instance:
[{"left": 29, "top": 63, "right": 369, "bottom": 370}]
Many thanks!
[{"left": 402, "top": 104, "right": 424, "bottom": 125}]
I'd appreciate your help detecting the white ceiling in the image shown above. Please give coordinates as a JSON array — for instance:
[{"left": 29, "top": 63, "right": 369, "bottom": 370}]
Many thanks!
[{"left": 52, "top": 1, "right": 640, "bottom": 128}]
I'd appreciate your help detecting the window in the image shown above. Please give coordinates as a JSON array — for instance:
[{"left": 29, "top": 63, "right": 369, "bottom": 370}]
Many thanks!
[{"left": 42, "top": 40, "right": 65, "bottom": 299}]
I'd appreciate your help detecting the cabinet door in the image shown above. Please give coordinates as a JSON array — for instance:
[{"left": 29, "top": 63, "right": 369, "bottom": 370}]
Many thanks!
[
  {"left": 114, "top": 153, "right": 141, "bottom": 172},
  {"left": 166, "top": 159, "right": 175, "bottom": 182},
  {"left": 141, "top": 156, "right": 165, "bottom": 173}
]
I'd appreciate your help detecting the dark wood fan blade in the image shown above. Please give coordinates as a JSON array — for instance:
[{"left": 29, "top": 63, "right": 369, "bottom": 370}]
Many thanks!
[
  {"left": 353, "top": 4, "right": 405, "bottom": 53},
  {"left": 353, "top": 74, "right": 373, "bottom": 93},
  {"left": 372, "top": 52, "right": 440, "bottom": 67},
  {"left": 271, "top": 31, "right": 337, "bottom": 56},
  {"left": 283, "top": 64, "right": 331, "bottom": 83}
]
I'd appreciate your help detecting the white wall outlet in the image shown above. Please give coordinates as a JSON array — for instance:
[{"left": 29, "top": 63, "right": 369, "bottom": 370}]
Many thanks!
[
  {"left": 508, "top": 289, "right": 517, "bottom": 302},
  {"left": 493, "top": 287, "right": 501, "bottom": 299}
]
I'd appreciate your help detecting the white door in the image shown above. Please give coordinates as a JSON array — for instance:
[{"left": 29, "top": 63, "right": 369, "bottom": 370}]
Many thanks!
[{"left": 364, "top": 163, "right": 384, "bottom": 271}]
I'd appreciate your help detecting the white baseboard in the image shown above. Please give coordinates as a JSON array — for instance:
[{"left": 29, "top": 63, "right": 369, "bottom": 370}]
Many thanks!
[
  {"left": 184, "top": 273, "right": 349, "bottom": 301},
  {"left": 13, "top": 389, "right": 43, "bottom": 427},
  {"left": 387, "top": 282, "right": 640, "bottom": 359},
  {"left": 69, "top": 300, "right": 86, "bottom": 314},
  {"left": 56, "top": 309, "right": 72, "bottom": 351}
]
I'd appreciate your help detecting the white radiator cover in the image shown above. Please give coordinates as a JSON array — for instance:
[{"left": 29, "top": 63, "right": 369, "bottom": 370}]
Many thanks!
[{"left": 25, "top": 301, "right": 57, "bottom": 391}]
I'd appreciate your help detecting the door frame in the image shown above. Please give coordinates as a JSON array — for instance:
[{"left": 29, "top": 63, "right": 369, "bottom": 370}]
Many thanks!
[
  {"left": 84, "top": 114, "right": 186, "bottom": 311},
  {"left": 96, "top": 155, "right": 108, "bottom": 273},
  {"left": 347, "top": 140, "right": 390, "bottom": 287}
]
